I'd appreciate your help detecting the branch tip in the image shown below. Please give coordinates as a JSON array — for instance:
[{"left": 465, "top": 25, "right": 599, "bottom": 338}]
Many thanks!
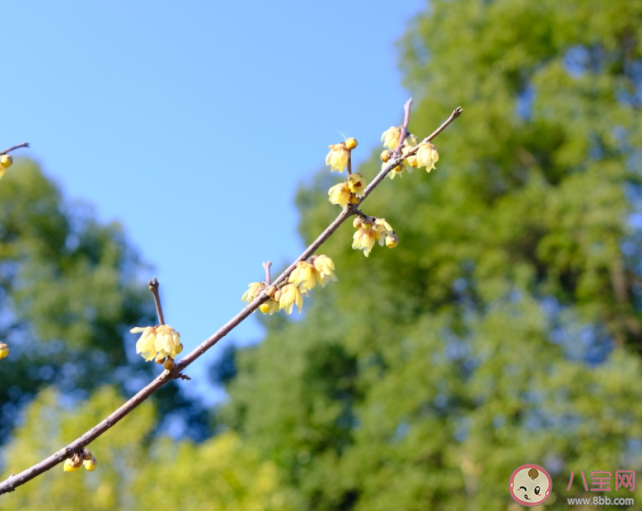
[
  {"left": 148, "top": 277, "right": 165, "bottom": 325},
  {"left": 0, "top": 142, "right": 30, "bottom": 155},
  {"left": 262, "top": 261, "right": 272, "bottom": 285}
]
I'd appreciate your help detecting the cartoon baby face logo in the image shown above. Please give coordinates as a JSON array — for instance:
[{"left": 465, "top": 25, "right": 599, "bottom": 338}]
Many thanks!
[{"left": 509, "top": 463, "right": 552, "bottom": 507}]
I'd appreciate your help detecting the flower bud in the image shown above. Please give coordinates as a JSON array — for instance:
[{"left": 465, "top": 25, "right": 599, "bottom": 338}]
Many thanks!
[
  {"left": 64, "top": 453, "right": 83, "bottom": 472},
  {"left": 345, "top": 138, "right": 358, "bottom": 150},
  {"left": 0, "top": 343, "right": 9, "bottom": 360},
  {"left": 63, "top": 459, "right": 79, "bottom": 472},
  {"left": 164, "top": 358, "right": 175, "bottom": 370},
  {"left": 81, "top": 448, "right": 93, "bottom": 460},
  {"left": 385, "top": 234, "right": 399, "bottom": 248},
  {"left": 83, "top": 457, "right": 98, "bottom": 472},
  {"left": 155, "top": 354, "right": 166, "bottom": 364},
  {"left": 0, "top": 154, "right": 13, "bottom": 168},
  {"left": 353, "top": 217, "right": 363, "bottom": 229},
  {"left": 348, "top": 194, "right": 360, "bottom": 205},
  {"left": 380, "top": 150, "right": 392, "bottom": 163}
]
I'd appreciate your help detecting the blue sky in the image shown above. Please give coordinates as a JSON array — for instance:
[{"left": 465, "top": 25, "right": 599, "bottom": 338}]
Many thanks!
[{"left": 3, "top": 1, "right": 425, "bottom": 403}]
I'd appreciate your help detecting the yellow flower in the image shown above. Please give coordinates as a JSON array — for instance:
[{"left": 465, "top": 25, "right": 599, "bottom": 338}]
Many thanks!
[
  {"left": 277, "top": 284, "right": 304, "bottom": 315},
  {"left": 325, "top": 143, "right": 350, "bottom": 172},
  {"left": 406, "top": 155, "right": 418, "bottom": 167},
  {"left": 380, "top": 150, "right": 392, "bottom": 162},
  {"left": 387, "top": 164, "right": 406, "bottom": 180},
  {"left": 154, "top": 325, "right": 183, "bottom": 359},
  {"left": 374, "top": 218, "right": 394, "bottom": 244},
  {"left": 131, "top": 326, "right": 156, "bottom": 361},
  {"left": 259, "top": 299, "right": 280, "bottom": 315},
  {"left": 381, "top": 126, "right": 402, "bottom": 150},
  {"left": 289, "top": 261, "right": 316, "bottom": 291},
  {"left": 0, "top": 343, "right": 9, "bottom": 360},
  {"left": 328, "top": 182, "right": 351, "bottom": 207},
  {"left": 131, "top": 325, "right": 183, "bottom": 362},
  {"left": 241, "top": 282, "right": 266, "bottom": 304},
  {"left": 404, "top": 134, "right": 418, "bottom": 148},
  {"left": 0, "top": 154, "right": 13, "bottom": 179},
  {"left": 352, "top": 224, "right": 377, "bottom": 257},
  {"left": 312, "top": 255, "right": 337, "bottom": 286},
  {"left": 347, "top": 172, "right": 366, "bottom": 196},
  {"left": 416, "top": 142, "right": 439, "bottom": 171}
]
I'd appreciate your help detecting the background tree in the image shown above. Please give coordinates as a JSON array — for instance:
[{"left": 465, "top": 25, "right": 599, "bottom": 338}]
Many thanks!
[
  {"left": 0, "top": 160, "right": 207, "bottom": 442},
  {"left": 3, "top": 0, "right": 642, "bottom": 508},
  {"left": 220, "top": 0, "right": 642, "bottom": 509},
  {"left": 1, "top": 387, "right": 296, "bottom": 511}
]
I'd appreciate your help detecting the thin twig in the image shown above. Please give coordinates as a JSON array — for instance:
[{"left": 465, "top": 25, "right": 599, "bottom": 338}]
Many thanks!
[
  {"left": 392, "top": 98, "right": 413, "bottom": 157},
  {"left": 148, "top": 278, "right": 165, "bottom": 325},
  {"left": 422, "top": 106, "right": 463, "bottom": 144},
  {"left": 0, "top": 102, "right": 462, "bottom": 496},
  {"left": 347, "top": 152, "right": 352, "bottom": 175},
  {"left": 0, "top": 142, "right": 29, "bottom": 155},
  {"left": 263, "top": 262, "right": 272, "bottom": 286}
]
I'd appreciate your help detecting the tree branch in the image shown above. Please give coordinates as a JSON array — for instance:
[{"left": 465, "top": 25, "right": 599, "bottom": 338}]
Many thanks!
[
  {"left": 0, "top": 142, "right": 30, "bottom": 155},
  {"left": 0, "top": 102, "right": 462, "bottom": 496}
]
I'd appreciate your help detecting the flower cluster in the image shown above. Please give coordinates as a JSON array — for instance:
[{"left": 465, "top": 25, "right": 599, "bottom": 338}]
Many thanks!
[
  {"left": 352, "top": 216, "right": 398, "bottom": 257},
  {"left": 328, "top": 172, "right": 367, "bottom": 207},
  {"left": 64, "top": 448, "right": 97, "bottom": 473},
  {"left": 326, "top": 138, "right": 366, "bottom": 207},
  {"left": 0, "top": 154, "right": 13, "bottom": 179},
  {"left": 326, "top": 139, "right": 367, "bottom": 208},
  {"left": 242, "top": 255, "right": 337, "bottom": 316},
  {"left": 380, "top": 128, "right": 439, "bottom": 178},
  {"left": 130, "top": 324, "right": 183, "bottom": 367}
]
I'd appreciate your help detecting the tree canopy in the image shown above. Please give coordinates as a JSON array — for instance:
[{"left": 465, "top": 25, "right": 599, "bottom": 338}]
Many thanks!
[
  {"left": 0, "top": 161, "right": 206, "bottom": 442},
  {"left": 220, "top": 0, "right": 642, "bottom": 509}
]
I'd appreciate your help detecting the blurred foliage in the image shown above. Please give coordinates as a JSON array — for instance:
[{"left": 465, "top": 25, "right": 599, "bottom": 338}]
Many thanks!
[
  {"left": 4, "top": 0, "right": 642, "bottom": 509},
  {"left": 0, "top": 161, "right": 207, "bottom": 442},
  {"left": 219, "top": 0, "right": 642, "bottom": 509},
  {"left": 1, "top": 388, "right": 295, "bottom": 510},
  {"left": 1, "top": 387, "right": 155, "bottom": 510}
]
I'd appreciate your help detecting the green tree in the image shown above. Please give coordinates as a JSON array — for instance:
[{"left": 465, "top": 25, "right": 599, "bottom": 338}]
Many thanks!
[
  {"left": 1, "top": 386, "right": 156, "bottom": 511},
  {"left": 0, "top": 160, "right": 206, "bottom": 442},
  {"left": 221, "top": 0, "right": 642, "bottom": 509},
  {"left": 1, "top": 386, "right": 296, "bottom": 511}
]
